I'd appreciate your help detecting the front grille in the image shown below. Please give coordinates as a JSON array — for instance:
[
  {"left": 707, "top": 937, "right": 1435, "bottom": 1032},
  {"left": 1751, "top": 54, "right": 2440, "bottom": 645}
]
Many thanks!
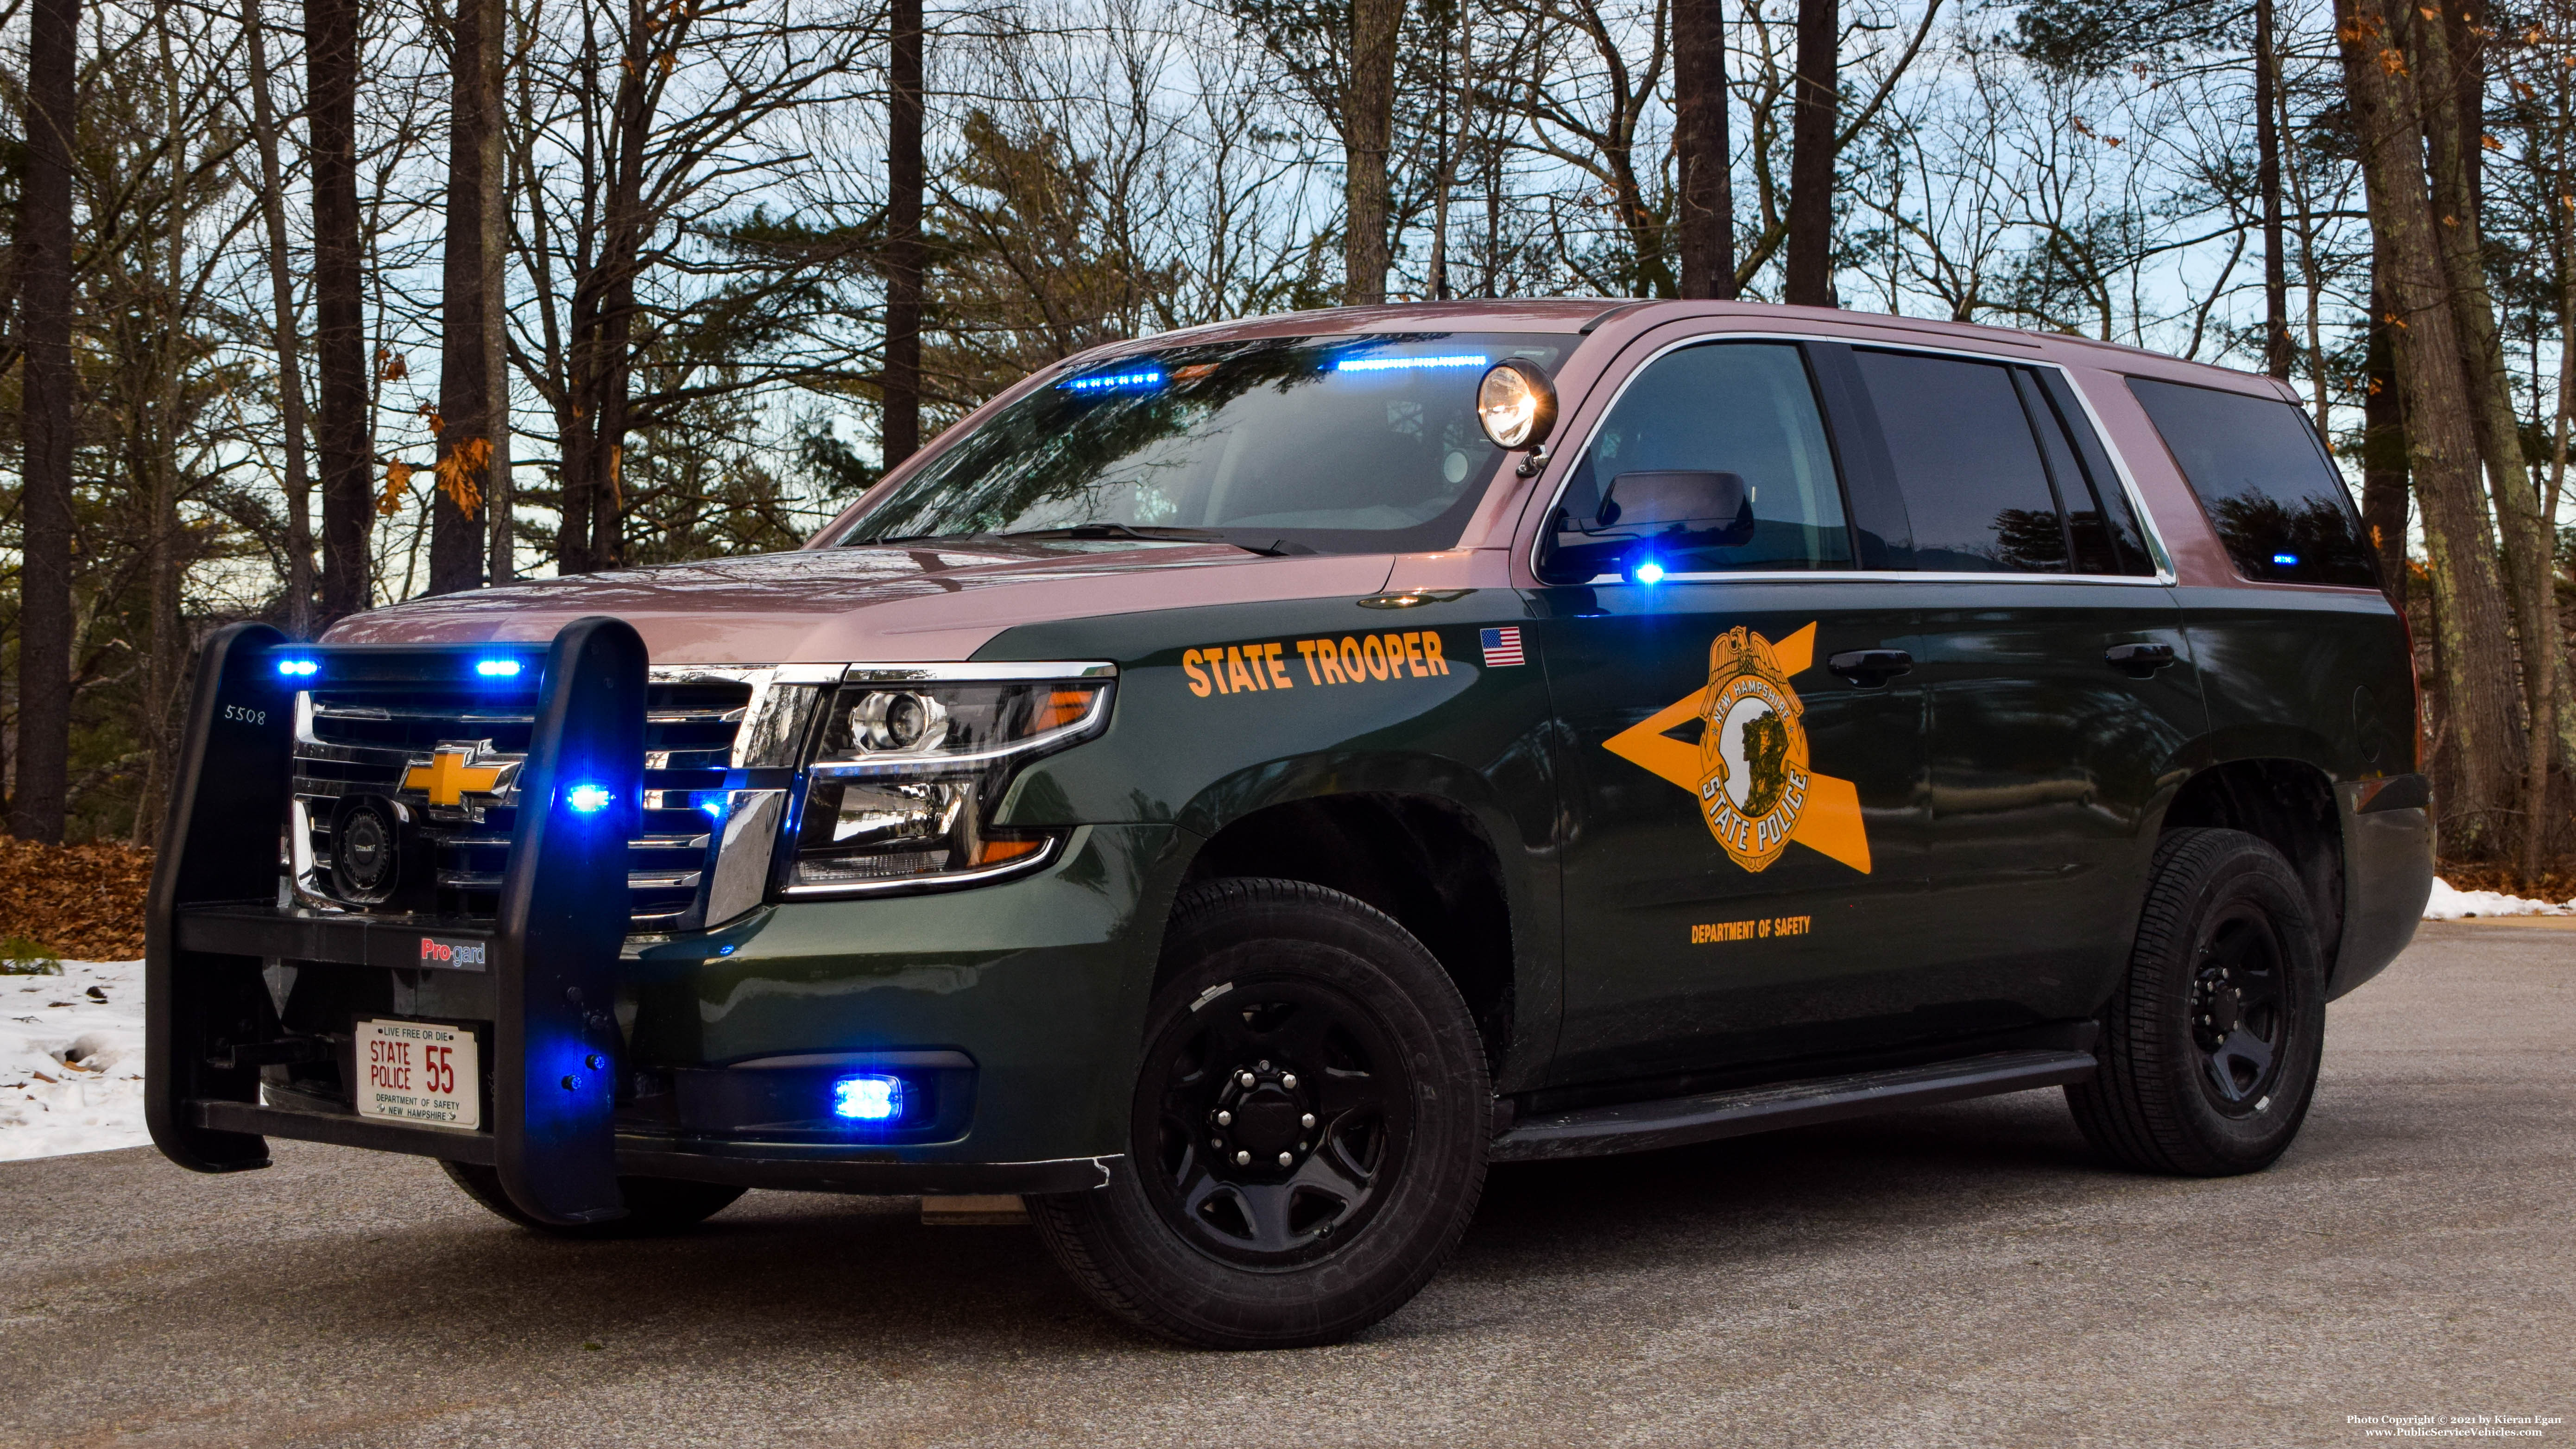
[{"left": 292, "top": 676, "right": 757, "bottom": 926}]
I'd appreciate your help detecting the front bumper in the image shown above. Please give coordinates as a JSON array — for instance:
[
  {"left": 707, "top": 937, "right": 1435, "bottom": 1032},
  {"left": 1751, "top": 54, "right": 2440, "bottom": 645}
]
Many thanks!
[{"left": 148, "top": 622, "right": 1179, "bottom": 1215}]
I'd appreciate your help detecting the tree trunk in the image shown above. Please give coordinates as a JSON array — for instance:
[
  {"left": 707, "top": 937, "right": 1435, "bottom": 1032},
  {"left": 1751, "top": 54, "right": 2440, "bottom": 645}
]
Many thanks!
[
  {"left": 1343, "top": 0, "right": 1403, "bottom": 305},
  {"left": 487, "top": 58, "right": 515, "bottom": 590},
  {"left": 432, "top": 0, "right": 504, "bottom": 594},
  {"left": 2405, "top": 2, "right": 2556, "bottom": 865},
  {"left": 2338, "top": 0, "right": 2523, "bottom": 850},
  {"left": 244, "top": 0, "right": 316, "bottom": 634},
  {"left": 2256, "top": 0, "right": 2290, "bottom": 379},
  {"left": 2362, "top": 276, "right": 2410, "bottom": 614},
  {"left": 10, "top": 0, "right": 80, "bottom": 843},
  {"left": 311, "top": 0, "right": 374, "bottom": 622},
  {"left": 587, "top": 0, "right": 650, "bottom": 574},
  {"left": 884, "top": 0, "right": 923, "bottom": 467},
  {"left": 138, "top": 0, "right": 187, "bottom": 845},
  {"left": 1784, "top": 0, "right": 1836, "bottom": 307},
  {"left": 1674, "top": 0, "right": 1735, "bottom": 300}
]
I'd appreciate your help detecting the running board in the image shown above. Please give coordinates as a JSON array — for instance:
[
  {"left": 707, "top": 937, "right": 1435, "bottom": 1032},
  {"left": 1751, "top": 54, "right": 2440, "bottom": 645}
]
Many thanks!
[{"left": 1489, "top": 1048, "right": 2099, "bottom": 1163}]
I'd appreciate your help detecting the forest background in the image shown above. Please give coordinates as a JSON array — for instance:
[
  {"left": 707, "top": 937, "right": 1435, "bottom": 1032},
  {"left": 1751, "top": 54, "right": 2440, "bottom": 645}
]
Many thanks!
[{"left": 3, "top": 0, "right": 2574, "bottom": 889}]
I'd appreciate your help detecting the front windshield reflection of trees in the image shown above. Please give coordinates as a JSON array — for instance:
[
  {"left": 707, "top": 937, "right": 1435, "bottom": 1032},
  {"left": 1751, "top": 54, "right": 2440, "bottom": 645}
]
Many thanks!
[{"left": 842, "top": 334, "right": 1564, "bottom": 556}]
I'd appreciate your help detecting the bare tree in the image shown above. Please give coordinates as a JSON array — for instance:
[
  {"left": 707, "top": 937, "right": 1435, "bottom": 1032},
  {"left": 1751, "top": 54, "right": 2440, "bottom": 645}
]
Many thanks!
[
  {"left": 310, "top": 0, "right": 375, "bottom": 621},
  {"left": 10, "top": 0, "right": 82, "bottom": 841},
  {"left": 1673, "top": 0, "right": 1732, "bottom": 297}
]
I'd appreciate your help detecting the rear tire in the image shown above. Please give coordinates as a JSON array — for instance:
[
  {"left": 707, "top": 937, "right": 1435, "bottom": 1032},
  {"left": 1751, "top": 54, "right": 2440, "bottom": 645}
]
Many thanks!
[
  {"left": 440, "top": 1161, "right": 745, "bottom": 1237},
  {"left": 1030, "top": 877, "right": 1490, "bottom": 1349},
  {"left": 2067, "top": 826, "right": 2327, "bottom": 1176}
]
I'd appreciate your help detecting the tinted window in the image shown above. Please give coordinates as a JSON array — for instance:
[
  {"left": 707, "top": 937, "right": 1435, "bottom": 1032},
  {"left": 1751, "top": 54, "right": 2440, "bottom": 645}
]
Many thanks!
[
  {"left": 2012, "top": 370, "right": 2155, "bottom": 576},
  {"left": 1541, "top": 342, "right": 1849, "bottom": 581},
  {"left": 2127, "top": 377, "right": 2377, "bottom": 587},
  {"left": 838, "top": 333, "right": 1566, "bottom": 556},
  {"left": 1855, "top": 350, "right": 2068, "bottom": 573},
  {"left": 2033, "top": 370, "right": 2158, "bottom": 575}
]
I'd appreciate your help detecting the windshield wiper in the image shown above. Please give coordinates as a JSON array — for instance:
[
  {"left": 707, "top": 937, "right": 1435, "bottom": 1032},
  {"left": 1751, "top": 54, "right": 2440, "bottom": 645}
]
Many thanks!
[{"left": 993, "top": 523, "right": 1223, "bottom": 544}]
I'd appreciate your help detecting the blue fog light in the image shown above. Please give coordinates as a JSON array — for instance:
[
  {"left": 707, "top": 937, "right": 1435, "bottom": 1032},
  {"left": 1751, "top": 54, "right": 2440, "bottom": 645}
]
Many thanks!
[
  {"left": 475, "top": 657, "right": 523, "bottom": 678},
  {"left": 564, "top": 783, "right": 615, "bottom": 814},
  {"left": 1631, "top": 559, "right": 1667, "bottom": 585},
  {"left": 832, "top": 1074, "right": 903, "bottom": 1121},
  {"left": 277, "top": 657, "right": 319, "bottom": 677},
  {"left": 2271, "top": 552, "right": 2300, "bottom": 567}
]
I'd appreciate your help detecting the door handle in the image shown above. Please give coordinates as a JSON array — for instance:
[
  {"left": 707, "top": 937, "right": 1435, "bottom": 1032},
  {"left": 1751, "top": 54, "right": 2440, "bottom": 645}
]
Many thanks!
[
  {"left": 2105, "top": 642, "right": 2177, "bottom": 677},
  {"left": 1826, "top": 648, "right": 1913, "bottom": 687}
]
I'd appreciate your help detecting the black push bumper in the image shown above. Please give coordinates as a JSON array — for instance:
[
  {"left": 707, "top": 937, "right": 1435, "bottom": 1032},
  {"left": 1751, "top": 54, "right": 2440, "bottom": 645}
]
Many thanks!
[{"left": 147, "top": 617, "right": 649, "bottom": 1225}]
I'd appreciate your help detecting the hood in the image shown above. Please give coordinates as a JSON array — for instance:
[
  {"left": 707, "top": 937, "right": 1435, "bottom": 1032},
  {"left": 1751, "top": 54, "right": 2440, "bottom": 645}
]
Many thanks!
[{"left": 322, "top": 542, "right": 1399, "bottom": 665}]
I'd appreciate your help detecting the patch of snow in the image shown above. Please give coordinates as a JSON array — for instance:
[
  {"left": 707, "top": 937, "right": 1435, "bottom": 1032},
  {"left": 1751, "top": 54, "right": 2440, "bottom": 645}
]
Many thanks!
[
  {"left": 2422, "top": 878, "right": 2576, "bottom": 920},
  {"left": 0, "top": 957, "right": 147, "bottom": 1162}
]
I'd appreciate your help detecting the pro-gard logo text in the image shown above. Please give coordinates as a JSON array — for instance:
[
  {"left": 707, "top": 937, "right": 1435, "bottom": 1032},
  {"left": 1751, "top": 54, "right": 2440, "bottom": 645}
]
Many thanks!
[{"left": 417, "top": 937, "right": 490, "bottom": 972}]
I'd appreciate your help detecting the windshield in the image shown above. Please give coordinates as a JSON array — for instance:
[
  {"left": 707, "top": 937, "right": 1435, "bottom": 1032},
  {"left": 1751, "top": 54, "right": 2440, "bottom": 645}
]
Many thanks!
[{"left": 835, "top": 333, "right": 1568, "bottom": 555}]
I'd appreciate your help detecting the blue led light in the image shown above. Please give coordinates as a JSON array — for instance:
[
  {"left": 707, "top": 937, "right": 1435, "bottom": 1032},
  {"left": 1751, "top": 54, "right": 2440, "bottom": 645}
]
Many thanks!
[
  {"left": 277, "top": 658, "right": 320, "bottom": 677},
  {"left": 474, "top": 657, "right": 522, "bottom": 678},
  {"left": 699, "top": 795, "right": 726, "bottom": 819},
  {"left": 564, "top": 783, "right": 615, "bottom": 814},
  {"left": 1334, "top": 353, "right": 1488, "bottom": 373},
  {"left": 717, "top": 943, "right": 737, "bottom": 956},
  {"left": 2272, "top": 552, "right": 2300, "bottom": 567},
  {"left": 832, "top": 1073, "right": 904, "bottom": 1121},
  {"left": 1059, "top": 367, "right": 1165, "bottom": 394},
  {"left": 1632, "top": 560, "right": 1667, "bottom": 585}
]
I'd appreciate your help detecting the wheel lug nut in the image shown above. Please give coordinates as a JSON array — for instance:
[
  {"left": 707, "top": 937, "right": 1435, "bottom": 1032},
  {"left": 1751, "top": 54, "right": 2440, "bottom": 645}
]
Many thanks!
[
  {"left": 1278, "top": 1152, "right": 1293, "bottom": 1166},
  {"left": 1235, "top": 1150, "right": 1250, "bottom": 1166},
  {"left": 1216, "top": 1110, "right": 1232, "bottom": 1126},
  {"left": 1282, "top": 1073, "right": 1298, "bottom": 1089},
  {"left": 1301, "top": 1113, "right": 1316, "bottom": 1129},
  {"left": 1239, "top": 1071, "right": 1256, "bottom": 1088}
]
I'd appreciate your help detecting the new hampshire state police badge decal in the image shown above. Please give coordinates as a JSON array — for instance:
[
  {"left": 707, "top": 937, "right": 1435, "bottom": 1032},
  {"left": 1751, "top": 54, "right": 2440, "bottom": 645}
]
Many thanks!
[
  {"left": 1602, "top": 622, "right": 1874, "bottom": 876},
  {"left": 1695, "top": 626, "right": 1808, "bottom": 871}
]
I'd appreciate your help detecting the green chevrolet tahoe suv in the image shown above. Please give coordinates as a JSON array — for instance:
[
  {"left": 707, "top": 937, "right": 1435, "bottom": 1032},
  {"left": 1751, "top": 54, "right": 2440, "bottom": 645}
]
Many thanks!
[{"left": 147, "top": 299, "right": 2431, "bottom": 1349}]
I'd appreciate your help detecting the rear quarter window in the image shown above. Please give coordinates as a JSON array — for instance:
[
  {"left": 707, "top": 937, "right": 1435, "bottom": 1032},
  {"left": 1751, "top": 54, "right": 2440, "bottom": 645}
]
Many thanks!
[{"left": 2126, "top": 377, "right": 2378, "bottom": 588}]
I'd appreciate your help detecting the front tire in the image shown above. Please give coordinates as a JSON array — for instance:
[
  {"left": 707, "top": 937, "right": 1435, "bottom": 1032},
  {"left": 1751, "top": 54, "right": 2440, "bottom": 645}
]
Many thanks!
[
  {"left": 440, "top": 1161, "right": 746, "bottom": 1237},
  {"left": 1031, "top": 877, "right": 1490, "bottom": 1349},
  {"left": 2068, "top": 827, "right": 2328, "bottom": 1176}
]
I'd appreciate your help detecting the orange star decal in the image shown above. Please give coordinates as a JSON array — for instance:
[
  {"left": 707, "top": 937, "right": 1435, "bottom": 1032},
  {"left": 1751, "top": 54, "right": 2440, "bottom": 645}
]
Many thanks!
[{"left": 1602, "top": 622, "right": 1872, "bottom": 875}]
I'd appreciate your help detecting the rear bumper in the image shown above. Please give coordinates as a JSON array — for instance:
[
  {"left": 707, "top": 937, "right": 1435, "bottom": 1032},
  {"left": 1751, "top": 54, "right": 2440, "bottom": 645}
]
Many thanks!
[{"left": 2332, "top": 774, "right": 2433, "bottom": 999}]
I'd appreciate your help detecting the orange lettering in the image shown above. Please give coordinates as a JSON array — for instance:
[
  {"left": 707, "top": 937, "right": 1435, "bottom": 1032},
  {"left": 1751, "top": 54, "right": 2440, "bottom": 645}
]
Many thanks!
[
  {"left": 1421, "top": 631, "right": 1448, "bottom": 674},
  {"left": 1402, "top": 632, "right": 1427, "bottom": 677},
  {"left": 1295, "top": 638, "right": 1323, "bottom": 685},
  {"left": 1265, "top": 642, "right": 1294, "bottom": 689},
  {"left": 1226, "top": 647, "right": 1262, "bottom": 692},
  {"left": 1182, "top": 649, "right": 1212, "bottom": 698},
  {"left": 1339, "top": 636, "right": 1364, "bottom": 681},
  {"left": 1362, "top": 634, "right": 1390, "bottom": 680}
]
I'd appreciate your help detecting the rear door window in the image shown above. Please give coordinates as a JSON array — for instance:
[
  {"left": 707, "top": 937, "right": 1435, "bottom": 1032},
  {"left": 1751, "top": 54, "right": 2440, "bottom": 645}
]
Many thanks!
[
  {"left": 2126, "top": 377, "right": 2377, "bottom": 587},
  {"left": 1852, "top": 349, "right": 2069, "bottom": 573},
  {"left": 1540, "top": 341, "right": 1851, "bottom": 581}
]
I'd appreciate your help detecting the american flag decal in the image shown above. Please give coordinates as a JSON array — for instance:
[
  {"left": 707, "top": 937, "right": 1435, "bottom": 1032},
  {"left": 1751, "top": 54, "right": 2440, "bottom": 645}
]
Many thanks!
[{"left": 1479, "top": 626, "right": 1526, "bottom": 668}]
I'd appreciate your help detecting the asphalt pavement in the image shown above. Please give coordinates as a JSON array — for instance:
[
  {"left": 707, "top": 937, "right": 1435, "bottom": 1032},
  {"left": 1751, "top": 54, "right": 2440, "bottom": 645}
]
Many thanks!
[{"left": 4, "top": 922, "right": 2570, "bottom": 1449}]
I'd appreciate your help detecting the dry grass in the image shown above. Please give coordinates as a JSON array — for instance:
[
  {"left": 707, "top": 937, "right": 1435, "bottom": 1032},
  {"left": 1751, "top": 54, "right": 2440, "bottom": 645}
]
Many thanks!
[{"left": 0, "top": 837, "right": 153, "bottom": 961}]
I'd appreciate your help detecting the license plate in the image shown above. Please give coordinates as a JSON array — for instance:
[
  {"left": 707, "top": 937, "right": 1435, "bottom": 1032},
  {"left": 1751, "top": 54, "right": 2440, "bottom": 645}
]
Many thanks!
[{"left": 354, "top": 1019, "right": 481, "bottom": 1130}]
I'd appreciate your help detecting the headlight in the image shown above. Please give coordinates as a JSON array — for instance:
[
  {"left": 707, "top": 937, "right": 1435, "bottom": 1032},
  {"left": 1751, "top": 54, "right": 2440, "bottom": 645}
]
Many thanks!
[{"left": 784, "top": 665, "right": 1113, "bottom": 894}]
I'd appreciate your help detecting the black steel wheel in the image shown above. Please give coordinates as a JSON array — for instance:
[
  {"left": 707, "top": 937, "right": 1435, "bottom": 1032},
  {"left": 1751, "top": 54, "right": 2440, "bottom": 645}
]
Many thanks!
[
  {"left": 440, "top": 1161, "right": 745, "bottom": 1237},
  {"left": 1031, "top": 877, "right": 1490, "bottom": 1349},
  {"left": 2068, "top": 826, "right": 2328, "bottom": 1176}
]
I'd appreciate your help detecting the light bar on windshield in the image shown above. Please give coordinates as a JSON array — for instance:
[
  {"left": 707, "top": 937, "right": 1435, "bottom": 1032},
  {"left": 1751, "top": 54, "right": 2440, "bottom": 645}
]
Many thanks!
[{"left": 1333, "top": 354, "right": 1488, "bottom": 373}]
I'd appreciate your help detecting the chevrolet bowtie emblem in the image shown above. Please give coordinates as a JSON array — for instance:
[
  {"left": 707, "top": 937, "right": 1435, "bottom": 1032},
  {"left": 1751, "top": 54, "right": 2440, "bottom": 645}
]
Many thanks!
[{"left": 404, "top": 748, "right": 505, "bottom": 807}]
